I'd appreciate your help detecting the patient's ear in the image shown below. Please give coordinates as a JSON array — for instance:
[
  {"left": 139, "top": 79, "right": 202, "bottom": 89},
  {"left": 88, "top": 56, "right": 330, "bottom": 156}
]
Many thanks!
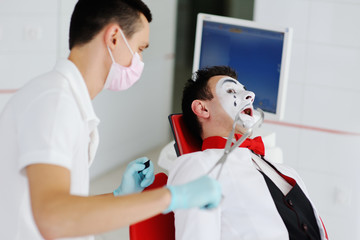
[{"left": 191, "top": 100, "right": 209, "bottom": 119}]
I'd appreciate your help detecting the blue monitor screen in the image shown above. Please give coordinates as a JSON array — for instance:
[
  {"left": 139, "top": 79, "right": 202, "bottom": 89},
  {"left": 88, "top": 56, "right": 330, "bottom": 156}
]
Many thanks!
[{"left": 199, "top": 20, "right": 285, "bottom": 114}]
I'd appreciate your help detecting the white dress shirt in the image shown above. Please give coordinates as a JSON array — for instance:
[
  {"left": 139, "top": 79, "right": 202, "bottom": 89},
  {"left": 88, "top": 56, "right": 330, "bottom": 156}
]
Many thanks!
[
  {"left": 0, "top": 59, "right": 99, "bottom": 240},
  {"left": 168, "top": 147, "right": 327, "bottom": 240}
]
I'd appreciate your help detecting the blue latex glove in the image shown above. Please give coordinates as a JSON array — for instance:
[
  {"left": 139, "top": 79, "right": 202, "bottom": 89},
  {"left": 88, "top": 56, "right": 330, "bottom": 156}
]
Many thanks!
[
  {"left": 164, "top": 175, "right": 222, "bottom": 213},
  {"left": 113, "top": 157, "right": 155, "bottom": 196}
]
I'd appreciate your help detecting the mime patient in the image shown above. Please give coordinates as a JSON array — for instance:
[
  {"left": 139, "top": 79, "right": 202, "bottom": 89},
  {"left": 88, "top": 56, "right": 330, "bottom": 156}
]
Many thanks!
[{"left": 168, "top": 66, "right": 328, "bottom": 240}]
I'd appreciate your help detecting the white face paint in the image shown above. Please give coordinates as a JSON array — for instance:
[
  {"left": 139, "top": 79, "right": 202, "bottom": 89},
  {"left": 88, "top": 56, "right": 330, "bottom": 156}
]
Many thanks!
[{"left": 215, "top": 77, "right": 257, "bottom": 129}]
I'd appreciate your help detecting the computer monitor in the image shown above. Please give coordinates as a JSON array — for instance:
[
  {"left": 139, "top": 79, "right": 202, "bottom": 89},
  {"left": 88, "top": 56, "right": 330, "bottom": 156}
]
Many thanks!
[{"left": 193, "top": 13, "right": 293, "bottom": 120}]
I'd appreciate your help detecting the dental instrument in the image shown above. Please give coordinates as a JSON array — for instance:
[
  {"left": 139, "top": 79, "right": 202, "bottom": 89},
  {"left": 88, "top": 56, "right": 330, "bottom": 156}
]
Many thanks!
[{"left": 207, "top": 108, "right": 264, "bottom": 180}]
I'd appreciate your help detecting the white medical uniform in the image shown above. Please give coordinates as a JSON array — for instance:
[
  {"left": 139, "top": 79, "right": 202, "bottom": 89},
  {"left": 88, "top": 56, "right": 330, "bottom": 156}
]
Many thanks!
[
  {"left": 0, "top": 59, "right": 99, "bottom": 240},
  {"left": 168, "top": 147, "right": 327, "bottom": 240}
]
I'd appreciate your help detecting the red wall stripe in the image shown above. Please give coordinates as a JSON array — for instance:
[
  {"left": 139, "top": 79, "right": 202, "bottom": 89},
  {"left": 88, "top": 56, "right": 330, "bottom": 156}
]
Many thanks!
[
  {"left": 0, "top": 89, "right": 17, "bottom": 94},
  {"left": 264, "top": 119, "right": 360, "bottom": 136}
]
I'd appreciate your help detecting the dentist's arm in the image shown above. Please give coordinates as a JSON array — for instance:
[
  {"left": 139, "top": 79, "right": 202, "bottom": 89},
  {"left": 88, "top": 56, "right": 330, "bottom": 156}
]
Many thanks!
[{"left": 27, "top": 164, "right": 221, "bottom": 240}]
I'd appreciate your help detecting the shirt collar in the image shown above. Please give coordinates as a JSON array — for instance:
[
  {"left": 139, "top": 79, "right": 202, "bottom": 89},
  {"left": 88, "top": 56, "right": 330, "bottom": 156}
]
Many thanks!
[{"left": 54, "top": 59, "right": 100, "bottom": 126}]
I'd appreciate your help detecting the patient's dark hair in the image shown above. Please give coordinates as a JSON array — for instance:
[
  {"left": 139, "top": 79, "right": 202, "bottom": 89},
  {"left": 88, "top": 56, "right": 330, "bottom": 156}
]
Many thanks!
[
  {"left": 181, "top": 66, "right": 237, "bottom": 141},
  {"left": 69, "top": 0, "right": 152, "bottom": 50}
]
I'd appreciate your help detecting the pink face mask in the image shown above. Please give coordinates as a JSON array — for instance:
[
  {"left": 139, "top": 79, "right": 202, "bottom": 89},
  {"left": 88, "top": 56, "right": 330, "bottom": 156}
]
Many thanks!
[{"left": 104, "top": 29, "right": 144, "bottom": 91}]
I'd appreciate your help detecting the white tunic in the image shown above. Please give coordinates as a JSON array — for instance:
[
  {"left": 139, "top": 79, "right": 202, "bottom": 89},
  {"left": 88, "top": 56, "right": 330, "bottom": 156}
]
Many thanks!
[
  {"left": 0, "top": 59, "right": 99, "bottom": 240},
  {"left": 168, "top": 147, "right": 327, "bottom": 240}
]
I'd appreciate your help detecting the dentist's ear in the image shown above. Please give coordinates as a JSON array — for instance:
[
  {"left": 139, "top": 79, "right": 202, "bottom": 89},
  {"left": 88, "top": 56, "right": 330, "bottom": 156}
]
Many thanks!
[
  {"left": 191, "top": 100, "right": 210, "bottom": 120},
  {"left": 104, "top": 23, "right": 120, "bottom": 50}
]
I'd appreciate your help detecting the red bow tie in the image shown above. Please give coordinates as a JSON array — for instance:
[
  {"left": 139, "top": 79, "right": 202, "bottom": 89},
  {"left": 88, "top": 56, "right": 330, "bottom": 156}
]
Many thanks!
[{"left": 202, "top": 134, "right": 265, "bottom": 156}]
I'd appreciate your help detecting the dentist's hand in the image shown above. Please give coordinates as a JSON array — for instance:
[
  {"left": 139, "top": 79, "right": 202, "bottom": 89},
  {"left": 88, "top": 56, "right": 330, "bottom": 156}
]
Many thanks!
[
  {"left": 113, "top": 157, "right": 155, "bottom": 196},
  {"left": 164, "top": 175, "right": 222, "bottom": 213}
]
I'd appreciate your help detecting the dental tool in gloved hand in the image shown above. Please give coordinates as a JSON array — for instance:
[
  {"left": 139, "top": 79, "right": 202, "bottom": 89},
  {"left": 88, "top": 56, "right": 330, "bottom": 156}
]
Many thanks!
[
  {"left": 113, "top": 157, "right": 155, "bottom": 196},
  {"left": 207, "top": 108, "right": 264, "bottom": 180},
  {"left": 163, "top": 175, "right": 222, "bottom": 213},
  {"left": 138, "top": 159, "right": 150, "bottom": 173}
]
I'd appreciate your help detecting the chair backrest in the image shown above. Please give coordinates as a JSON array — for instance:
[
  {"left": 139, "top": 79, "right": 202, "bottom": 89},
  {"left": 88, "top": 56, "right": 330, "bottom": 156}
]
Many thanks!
[
  {"left": 130, "top": 114, "right": 199, "bottom": 240},
  {"left": 168, "top": 113, "right": 202, "bottom": 156},
  {"left": 129, "top": 172, "right": 175, "bottom": 240}
]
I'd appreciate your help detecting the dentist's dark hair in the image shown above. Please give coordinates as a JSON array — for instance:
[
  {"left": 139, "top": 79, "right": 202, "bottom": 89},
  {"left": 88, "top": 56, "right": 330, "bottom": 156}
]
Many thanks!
[
  {"left": 182, "top": 66, "right": 237, "bottom": 141},
  {"left": 69, "top": 0, "right": 152, "bottom": 50}
]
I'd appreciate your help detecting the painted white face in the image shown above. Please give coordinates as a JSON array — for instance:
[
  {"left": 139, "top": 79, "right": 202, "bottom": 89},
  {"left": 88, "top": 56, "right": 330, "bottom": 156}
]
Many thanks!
[{"left": 215, "top": 77, "right": 256, "bottom": 129}]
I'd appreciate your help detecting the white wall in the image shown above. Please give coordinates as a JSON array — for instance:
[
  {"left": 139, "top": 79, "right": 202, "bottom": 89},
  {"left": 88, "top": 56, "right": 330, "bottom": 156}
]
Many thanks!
[
  {"left": 0, "top": 0, "right": 58, "bottom": 108},
  {"left": 254, "top": 0, "right": 360, "bottom": 239},
  {"left": 0, "top": 0, "right": 177, "bottom": 178}
]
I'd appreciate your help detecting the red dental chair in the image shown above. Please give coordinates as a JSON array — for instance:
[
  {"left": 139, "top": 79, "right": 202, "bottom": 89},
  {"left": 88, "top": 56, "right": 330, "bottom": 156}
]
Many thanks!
[
  {"left": 129, "top": 113, "right": 200, "bottom": 240},
  {"left": 129, "top": 172, "right": 175, "bottom": 240}
]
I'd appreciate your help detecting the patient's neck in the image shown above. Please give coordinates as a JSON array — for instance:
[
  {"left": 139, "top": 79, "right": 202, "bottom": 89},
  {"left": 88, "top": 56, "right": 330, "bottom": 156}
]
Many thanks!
[
  {"left": 201, "top": 127, "right": 241, "bottom": 140},
  {"left": 201, "top": 124, "right": 249, "bottom": 141}
]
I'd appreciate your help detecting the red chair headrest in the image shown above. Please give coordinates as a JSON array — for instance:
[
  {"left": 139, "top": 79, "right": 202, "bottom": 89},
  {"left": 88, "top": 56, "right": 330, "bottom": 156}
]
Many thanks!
[{"left": 168, "top": 114, "right": 202, "bottom": 156}]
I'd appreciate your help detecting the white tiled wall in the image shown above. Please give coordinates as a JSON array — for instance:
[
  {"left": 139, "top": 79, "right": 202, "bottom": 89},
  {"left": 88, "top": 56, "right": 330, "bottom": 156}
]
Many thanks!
[
  {"left": 0, "top": 0, "right": 58, "bottom": 89},
  {"left": 255, "top": 0, "right": 360, "bottom": 239},
  {"left": 57, "top": 0, "right": 78, "bottom": 58},
  {"left": 302, "top": 85, "right": 360, "bottom": 133},
  {"left": 0, "top": 53, "right": 56, "bottom": 88},
  {"left": 308, "top": 2, "right": 360, "bottom": 47},
  {"left": 306, "top": 44, "right": 360, "bottom": 90},
  {"left": 0, "top": 94, "right": 12, "bottom": 112}
]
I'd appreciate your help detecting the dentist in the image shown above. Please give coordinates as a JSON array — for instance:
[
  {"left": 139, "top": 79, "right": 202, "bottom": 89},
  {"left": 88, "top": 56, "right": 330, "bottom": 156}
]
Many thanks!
[{"left": 0, "top": 0, "right": 221, "bottom": 239}]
